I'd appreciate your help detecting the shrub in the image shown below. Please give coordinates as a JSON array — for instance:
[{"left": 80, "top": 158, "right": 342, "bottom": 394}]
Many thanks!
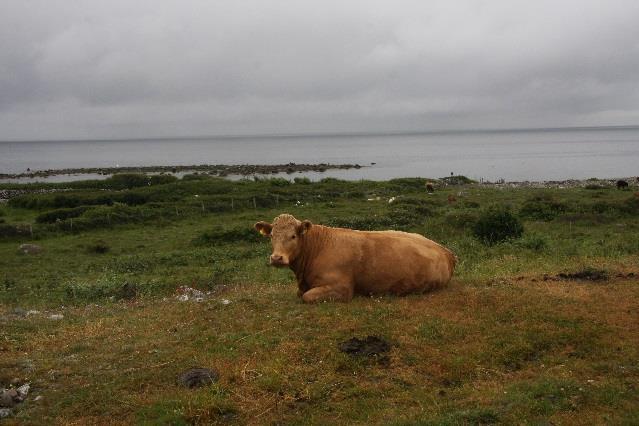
[
  {"left": 326, "top": 215, "right": 393, "bottom": 231},
  {"left": 519, "top": 194, "right": 568, "bottom": 221},
  {"left": 149, "top": 174, "right": 178, "bottom": 186},
  {"left": 104, "top": 173, "right": 150, "bottom": 190},
  {"left": 440, "top": 175, "right": 475, "bottom": 185},
  {"left": 294, "top": 177, "right": 311, "bottom": 185},
  {"left": 35, "top": 206, "right": 89, "bottom": 224},
  {"left": 620, "top": 196, "right": 639, "bottom": 215},
  {"left": 268, "top": 178, "right": 290, "bottom": 187},
  {"left": 387, "top": 178, "right": 429, "bottom": 191},
  {"left": 473, "top": 206, "right": 524, "bottom": 245},
  {"left": 116, "top": 192, "right": 149, "bottom": 206},
  {"left": 0, "top": 224, "right": 20, "bottom": 238}
]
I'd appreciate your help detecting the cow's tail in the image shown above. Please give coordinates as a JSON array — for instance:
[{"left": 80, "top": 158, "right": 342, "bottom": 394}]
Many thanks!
[{"left": 446, "top": 248, "right": 458, "bottom": 277}]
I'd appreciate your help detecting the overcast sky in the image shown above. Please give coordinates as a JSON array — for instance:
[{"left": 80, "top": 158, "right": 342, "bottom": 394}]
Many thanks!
[{"left": 1, "top": 1, "right": 638, "bottom": 140}]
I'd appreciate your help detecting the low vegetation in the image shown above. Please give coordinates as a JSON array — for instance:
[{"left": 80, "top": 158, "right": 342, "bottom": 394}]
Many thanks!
[{"left": 1, "top": 174, "right": 638, "bottom": 424}]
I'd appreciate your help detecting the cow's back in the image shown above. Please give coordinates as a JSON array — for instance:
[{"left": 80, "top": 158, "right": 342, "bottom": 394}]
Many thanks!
[{"left": 307, "top": 227, "right": 454, "bottom": 296}]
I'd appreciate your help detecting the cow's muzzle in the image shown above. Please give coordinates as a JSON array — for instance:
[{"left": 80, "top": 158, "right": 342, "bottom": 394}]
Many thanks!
[{"left": 269, "top": 254, "right": 289, "bottom": 267}]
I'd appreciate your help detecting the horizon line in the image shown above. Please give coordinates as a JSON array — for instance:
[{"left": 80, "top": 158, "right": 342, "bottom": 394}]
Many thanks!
[{"left": 1, "top": 123, "right": 639, "bottom": 144}]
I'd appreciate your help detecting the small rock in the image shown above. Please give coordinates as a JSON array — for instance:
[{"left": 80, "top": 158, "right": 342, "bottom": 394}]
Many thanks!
[
  {"left": 48, "top": 314, "right": 64, "bottom": 320},
  {"left": 11, "top": 308, "right": 27, "bottom": 317},
  {"left": 34, "top": 395, "right": 43, "bottom": 402},
  {"left": 178, "top": 368, "right": 219, "bottom": 388},
  {"left": 18, "top": 244, "right": 43, "bottom": 255},
  {"left": 221, "top": 299, "right": 231, "bottom": 305},
  {"left": 26, "top": 310, "right": 41, "bottom": 316},
  {"left": 0, "top": 408, "right": 13, "bottom": 419},
  {"left": 0, "top": 390, "right": 16, "bottom": 408},
  {"left": 17, "top": 384, "right": 30, "bottom": 398}
]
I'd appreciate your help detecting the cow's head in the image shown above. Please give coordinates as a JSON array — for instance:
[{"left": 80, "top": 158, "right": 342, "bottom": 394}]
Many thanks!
[{"left": 255, "top": 214, "right": 312, "bottom": 267}]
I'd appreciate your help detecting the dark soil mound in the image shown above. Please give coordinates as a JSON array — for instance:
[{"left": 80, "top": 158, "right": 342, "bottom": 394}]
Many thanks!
[
  {"left": 338, "top": 336, "right": 391, "bottom": 364},
  {"left": 557, "top": 268, "right": 608, "bottom": 281},
  {"left": 177, "top": 368, "right": 219, "bottom": 388}
]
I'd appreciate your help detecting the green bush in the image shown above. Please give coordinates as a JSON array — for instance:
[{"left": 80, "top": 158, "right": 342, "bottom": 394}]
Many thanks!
[
  {"left": 36, "top": 206, "right": 90, "bottom": 224},
  {"left": 294, "top": 177, "right": 311, "bottom": 185},
  {"left": 0, "top": 224, "right": 20, "bottom": 238},
  {"left": 104, "top": 173, "right": 150, "bottom": 190},
  {"left": 440, "top": 175, "right": 475, "bottom": 185},
  {"left": 268, "top": 178, "right": 291, "bottom": 187},
  {"left": 473, "top": 206, "right": 524, "bottom": 245},
  {"left": 519, "top": 194, "right": 568, "bottom": 221}
]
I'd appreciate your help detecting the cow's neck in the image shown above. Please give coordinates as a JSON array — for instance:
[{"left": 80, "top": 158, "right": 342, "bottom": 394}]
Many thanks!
[{"left": 289, "top": 226, "right": 326, "bottom": 289}]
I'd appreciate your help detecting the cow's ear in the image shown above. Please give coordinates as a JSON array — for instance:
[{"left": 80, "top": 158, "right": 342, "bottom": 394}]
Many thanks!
[
  {"left": 255, "top": 221, "right": 272, "bottom": 236},
  {"left": 299, "top": 220, "right": 312, "bottom": 235}
]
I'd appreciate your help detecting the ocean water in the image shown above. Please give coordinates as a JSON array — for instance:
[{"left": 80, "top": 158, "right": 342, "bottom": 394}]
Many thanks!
[{"left": 1, "top": 126, "right": 639, "bottom": 182}]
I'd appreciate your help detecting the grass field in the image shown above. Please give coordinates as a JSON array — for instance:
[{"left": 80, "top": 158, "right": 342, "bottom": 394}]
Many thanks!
[{"left": 1, "top": 174, "right": 638, "bottom": 424}]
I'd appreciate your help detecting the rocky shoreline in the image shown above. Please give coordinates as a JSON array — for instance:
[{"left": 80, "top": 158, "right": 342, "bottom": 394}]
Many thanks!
[{"left": 0, "top": 162, "right": 362, "bottom": 180}]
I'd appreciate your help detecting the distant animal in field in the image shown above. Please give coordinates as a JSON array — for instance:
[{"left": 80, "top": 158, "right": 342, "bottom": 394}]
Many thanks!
[
  {"left": 254, "top": 214, "right": 456, "bottom": 303},
  {"left": 426, "top": 183, "right": 434, "bottom": 193},
  {"left": 617, "top": 180, "right": 629, "bottom": 190},
  {"left": 447, "top": 194, "right": 457, "bottom": 204}
]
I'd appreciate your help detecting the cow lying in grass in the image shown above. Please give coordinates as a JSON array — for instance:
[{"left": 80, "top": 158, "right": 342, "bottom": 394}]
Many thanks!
[{"left": 255, "top": 214, "right": 456, "bottom": 303}]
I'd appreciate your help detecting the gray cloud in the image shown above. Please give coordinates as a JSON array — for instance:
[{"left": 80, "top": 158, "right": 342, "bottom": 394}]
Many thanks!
[{"left": 1, "top": 0, "right": 638, "bottom": 140}]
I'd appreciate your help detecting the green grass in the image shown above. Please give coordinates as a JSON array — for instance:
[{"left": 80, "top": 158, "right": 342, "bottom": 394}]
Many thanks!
[{"left": 1, "top": 174, "right": 638, "bottom": 424}]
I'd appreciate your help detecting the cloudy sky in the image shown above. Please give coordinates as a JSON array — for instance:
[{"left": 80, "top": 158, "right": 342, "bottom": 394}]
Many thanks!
[{"left": 1, "top": 1, "right": 638, "bottom": 140}]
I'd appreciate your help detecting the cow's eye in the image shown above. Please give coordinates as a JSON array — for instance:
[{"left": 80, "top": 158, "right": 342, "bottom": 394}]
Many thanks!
[{"left": 291, "top": 235, "right": 296, "bottom": 239}]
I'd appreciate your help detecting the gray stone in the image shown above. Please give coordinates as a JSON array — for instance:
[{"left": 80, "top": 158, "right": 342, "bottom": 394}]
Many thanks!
[
  {"left": 18, "top": 244, "right": 43, "bottom": 255},
  {"left": 16, "top": 384, "right": 29, "bottom": 398},
  {"left": 11, "top": 308, "right": 27, "bottom": 317},
  {"left": 0, "top": 408, "right": 13, "bottom": 419},
  {"left": 0, "top": 389, "right": 17, "bottom": 408}
]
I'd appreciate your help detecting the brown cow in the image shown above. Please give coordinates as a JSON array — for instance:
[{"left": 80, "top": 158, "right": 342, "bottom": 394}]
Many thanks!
[{"left": 254, "top": 214, "right": 456, "bottom": 303}]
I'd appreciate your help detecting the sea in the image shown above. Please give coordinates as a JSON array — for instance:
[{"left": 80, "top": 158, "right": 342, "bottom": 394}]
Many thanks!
[{"left": 1, "top": 126, "right": 639, "bottom": 182}]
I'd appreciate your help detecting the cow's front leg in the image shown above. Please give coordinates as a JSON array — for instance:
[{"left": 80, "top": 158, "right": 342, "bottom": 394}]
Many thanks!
[{"left": 302, "top": 284, "right": 353, "bottom": 303}]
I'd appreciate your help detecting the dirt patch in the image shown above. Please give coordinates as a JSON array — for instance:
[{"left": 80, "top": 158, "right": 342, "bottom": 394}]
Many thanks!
[
  {"left": 557, "top": 268, "right": 609, "bottom": 282},
  {"left": 338, "top": 336, "right": 391, "bottom": 364},
  {"left": 177, "top": 368, "right": 219, "bottom": 388}
]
